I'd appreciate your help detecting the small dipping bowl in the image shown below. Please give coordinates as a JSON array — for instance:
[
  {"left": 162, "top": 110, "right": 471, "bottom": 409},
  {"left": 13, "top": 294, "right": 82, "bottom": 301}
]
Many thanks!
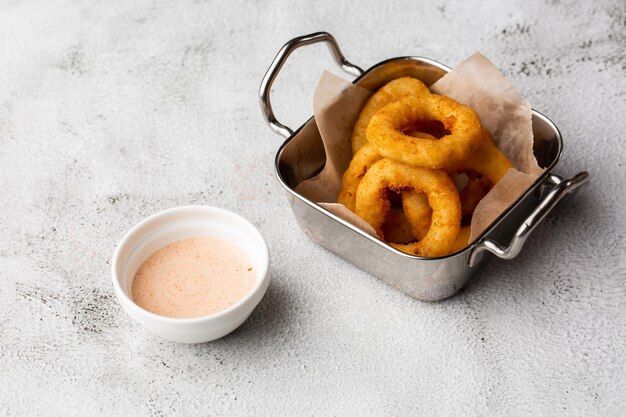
[{"left": 112, "top": 205, "right": 270, "bottom": 343}]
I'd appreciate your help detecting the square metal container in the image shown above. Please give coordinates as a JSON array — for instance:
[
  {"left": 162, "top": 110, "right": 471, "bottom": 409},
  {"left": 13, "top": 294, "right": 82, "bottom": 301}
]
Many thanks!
[{"left": 260, "top": 32, "right": 588, "bottom": 301}]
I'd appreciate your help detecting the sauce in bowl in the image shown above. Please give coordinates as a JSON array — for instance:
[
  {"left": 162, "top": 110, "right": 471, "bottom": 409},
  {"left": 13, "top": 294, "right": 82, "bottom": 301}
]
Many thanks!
[{"left": 131, "top": 237, "right": 256, "bottom": 318}]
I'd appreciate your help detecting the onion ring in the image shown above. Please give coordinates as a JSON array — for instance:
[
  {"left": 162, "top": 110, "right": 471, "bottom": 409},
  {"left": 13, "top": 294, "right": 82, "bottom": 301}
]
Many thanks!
[
  {"left": 401, "top": 192, "right": 432, "bottom": 241},
  {"left": 351, "top": 77, "right": 430, "bottom": 154},
  {"left": 338, "top": 144, "right": 433, "bottom": 243},
  {"left": 458, "top": 172, "right": 492, "bottom": 220},
  {"left": 366, "top": 94, "right": 483, "bottom": 169},
  {"left": 355, "top": 159, "right": 461, "bottom": 257},
  {"left": 450, "top": 226, "right": 471, "bottom": 254},
  {"left": 450, "top": 129, "right": 512, "bottom": 185},
  {"left": 382, "top": 208, "right": 418, "bottom": 244},
  {"left": 337, "top": 143, "right": 382, "bottom": 212},
  {"left": 450, "top": 130, "right": 513, "bottom": 219}
]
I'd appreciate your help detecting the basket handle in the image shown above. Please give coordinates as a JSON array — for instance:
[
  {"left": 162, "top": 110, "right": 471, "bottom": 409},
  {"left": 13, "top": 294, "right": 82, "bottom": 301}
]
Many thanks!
[
  {"left": 469, "top": 171, "right": 589, "bottom": 267},
  {"left": 259, "top": 32, "right": 364, "bottom": 139}
]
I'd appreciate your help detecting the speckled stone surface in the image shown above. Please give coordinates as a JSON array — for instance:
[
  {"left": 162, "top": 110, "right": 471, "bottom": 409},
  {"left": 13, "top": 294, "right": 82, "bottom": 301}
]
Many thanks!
[{"left": 1, "top": 0, "right": 625, "bottom": 415}]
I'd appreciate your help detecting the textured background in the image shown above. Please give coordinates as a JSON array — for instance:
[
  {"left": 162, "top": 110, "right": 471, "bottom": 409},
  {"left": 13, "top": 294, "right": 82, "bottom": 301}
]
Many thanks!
[{"left": 1, "top": 0, "right": 625, "bottom": 416}]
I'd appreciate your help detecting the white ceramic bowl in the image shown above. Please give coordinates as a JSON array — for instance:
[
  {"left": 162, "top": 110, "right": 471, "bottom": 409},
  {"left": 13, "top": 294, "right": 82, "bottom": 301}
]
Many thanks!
[{"left": 111, "top": 205, "right": 270, "bottom": 343}]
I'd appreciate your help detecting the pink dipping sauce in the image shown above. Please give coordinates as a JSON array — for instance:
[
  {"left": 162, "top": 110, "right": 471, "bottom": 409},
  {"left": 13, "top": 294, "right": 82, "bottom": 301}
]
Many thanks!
[{"left": 131, "top": 237, "right": 256, "bottom": 318}]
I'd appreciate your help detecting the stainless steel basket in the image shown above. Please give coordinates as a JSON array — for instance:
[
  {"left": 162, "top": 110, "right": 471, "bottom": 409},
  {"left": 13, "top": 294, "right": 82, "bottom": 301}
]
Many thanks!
[{"left": 259, "top": 32, "right": 589, "bottom": 301}]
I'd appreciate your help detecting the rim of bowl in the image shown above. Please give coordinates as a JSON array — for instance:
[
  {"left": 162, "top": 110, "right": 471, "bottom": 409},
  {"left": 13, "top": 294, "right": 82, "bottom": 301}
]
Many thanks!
[{"left": 111, "top": 205, "right": 270, "bottom": 324}]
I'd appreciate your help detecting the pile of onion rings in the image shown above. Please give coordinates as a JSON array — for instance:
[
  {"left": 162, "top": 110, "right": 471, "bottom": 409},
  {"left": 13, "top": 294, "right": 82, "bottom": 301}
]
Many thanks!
[{"left": 339, "top": 77, "right": 513, "bottom": 257}]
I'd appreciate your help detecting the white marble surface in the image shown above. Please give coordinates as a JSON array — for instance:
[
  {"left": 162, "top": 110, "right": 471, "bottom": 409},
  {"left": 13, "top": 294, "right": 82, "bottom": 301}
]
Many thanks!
[{"left": 1, "top": 0, "right": 625, "bottom": 415}]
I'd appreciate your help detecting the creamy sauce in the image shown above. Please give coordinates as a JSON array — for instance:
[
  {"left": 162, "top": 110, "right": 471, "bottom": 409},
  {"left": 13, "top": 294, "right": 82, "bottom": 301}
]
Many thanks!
[{"left": 131, "top": 237, "right": 256, "bottom": 318}]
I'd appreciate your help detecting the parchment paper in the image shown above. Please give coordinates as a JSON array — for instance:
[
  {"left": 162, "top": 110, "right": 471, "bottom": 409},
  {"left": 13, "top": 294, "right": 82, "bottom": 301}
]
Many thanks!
[{"left": 295, "top": 53, "right": 544, "bottom": 245}]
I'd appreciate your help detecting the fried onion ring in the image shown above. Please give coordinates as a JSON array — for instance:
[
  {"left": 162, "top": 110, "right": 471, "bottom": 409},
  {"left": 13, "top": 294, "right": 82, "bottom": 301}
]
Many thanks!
[
  {"left": 450, "top": 129, "right": 513, "bottom": 185},
  {"left": 355, "top": 159, "right": 461, "bottom": 257},
  {"left": 401, "top": 192, "right": 432, "bottom": 241},
  {"left": 450, "top": 226, "right": 471, "bottom": 254},
  {"left": 351, "top": 77, "right": 430, "bottom": 154},
  {"left": 458, "top": 172, "right": 492, "bottom": 220},
  {"left": 366, "top": 94, "right": 483, "bottom": 169},
  {"left": 449, "top": 130, "right": 513, "bottom": 220},
  {"left": 337, "top": 143, "right": 382, "bottom": 212},
  {"left": 382, "top": 208, "right": 418, "bottom": 244},
  {"left": 338, "top": 144, "right": 433, "bottom": 243}
]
